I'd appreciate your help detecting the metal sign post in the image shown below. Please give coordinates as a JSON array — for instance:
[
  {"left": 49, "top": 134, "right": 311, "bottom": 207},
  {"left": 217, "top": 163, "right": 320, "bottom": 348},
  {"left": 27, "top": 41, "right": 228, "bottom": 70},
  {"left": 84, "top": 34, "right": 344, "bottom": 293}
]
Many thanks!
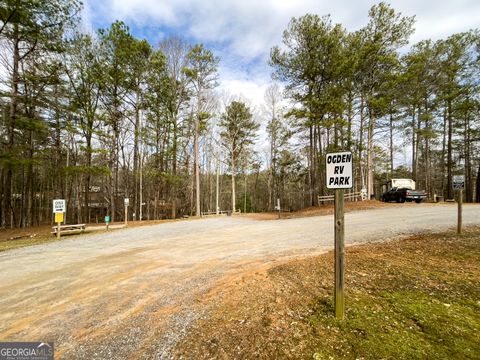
[
  {"left": 105, "top": 216, "right": 110, "bottom": 231},
  {"left": 453, "top": 175, "right": 464, "bottom": 235},
  {"left": 326, "top": 151, "right": 353, "bottom": 320}
]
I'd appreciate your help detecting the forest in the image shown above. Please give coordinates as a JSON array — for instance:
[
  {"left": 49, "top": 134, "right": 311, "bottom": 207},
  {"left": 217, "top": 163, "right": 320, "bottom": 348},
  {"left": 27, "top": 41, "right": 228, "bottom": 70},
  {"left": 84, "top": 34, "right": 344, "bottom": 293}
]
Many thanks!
[{"left": 0, "top": 1, "right": 479, "bottom": 228}]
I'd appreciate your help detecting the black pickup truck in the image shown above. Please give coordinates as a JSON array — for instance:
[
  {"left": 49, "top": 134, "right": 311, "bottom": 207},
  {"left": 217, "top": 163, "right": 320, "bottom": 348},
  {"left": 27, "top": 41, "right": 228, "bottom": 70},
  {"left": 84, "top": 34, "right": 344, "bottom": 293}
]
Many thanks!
[{"left": 381, "top": 187, "right": 427, "bottom": 203}]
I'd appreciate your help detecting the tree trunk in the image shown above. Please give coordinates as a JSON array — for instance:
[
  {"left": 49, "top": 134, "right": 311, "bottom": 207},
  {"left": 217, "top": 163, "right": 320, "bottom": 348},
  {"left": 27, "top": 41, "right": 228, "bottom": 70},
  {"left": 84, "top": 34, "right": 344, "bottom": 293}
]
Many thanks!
[
  {"left": 3, "top": 23, "right": 20, "bottom": 228},
  {"left": 84, "top": 134, "right": 92, "bottom": 224},
  {"left": 317, "top": 124, "right": 324, "bottom": 197},
  {"left": 414, "top": 114, "right": 421, "bottom": 183},
  {"left": 347, "top": 89, "right": 353, "bottom": 148},
  {"left": 308, "top": 123, "right": 315, "bottom": 206},
  {"left": 358, "top": 96, "right": 365, "bottom": 191},
  {"left": 464, "top": 110, "right": 472, "bottom": 203},
  {"left": 446, "top": 100, "right": 453, "bottom": 200},
  {"left": 216, "top": 160, "right": 219, "bottom": 214},
  {"left": 0, "top": 168, "right": 4, "bottom": 228},
  {"left": 389, "top": 110, "right": 394, "bottom": 174},
  {"left": 171, "top": 116, "right": 178, "bottom": 219},
  {"left": 25, "top": 130, "right": 34, "bottom": 227},
  {"left": 253, "top": 168, "right": 259, "bottom": 212},
  {"left": 313, "top": 123, "right": 319, "bottom": 200},
  {"left": 133, "top": 105, "right": 140, "bottom": 221},
  {"left": 411, "top": 107, "right": 416, "bottom": 180},
  {"left": 109, "top": 124, "right": 117, "bottom": 222},
  {"left": 441, "top": 105, "right": 447, "bottom": 195},
  {"left": 367, "top": 109, "right": 375, "bottom": 199},
  {"left": 139, "top": 147, "right": 143, "bottom": 221},
  {"left": 194, "top": 116, "right": 201, "bottom": 216},
  {"left": 244, "top": 175, "right": 247, "bottom": 213},
  {"left": 475, "top": 165, "right": 480, "bottom": 203},
  {"left": 231, "top": 155, "right": 236, "bottom": 212}
]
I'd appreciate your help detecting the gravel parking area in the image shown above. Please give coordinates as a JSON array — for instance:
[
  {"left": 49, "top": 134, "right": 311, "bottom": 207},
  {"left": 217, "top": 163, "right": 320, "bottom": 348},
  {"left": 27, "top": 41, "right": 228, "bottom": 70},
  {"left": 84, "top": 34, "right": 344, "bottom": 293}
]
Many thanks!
[{"left": 0, "top": 203, "right": 478, "bottom": 358}]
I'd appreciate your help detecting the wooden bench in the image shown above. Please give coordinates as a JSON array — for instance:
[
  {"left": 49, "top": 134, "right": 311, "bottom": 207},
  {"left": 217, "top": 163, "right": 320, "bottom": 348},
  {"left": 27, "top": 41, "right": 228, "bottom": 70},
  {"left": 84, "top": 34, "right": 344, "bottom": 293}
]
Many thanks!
[{"left": 51, "top": 224, "right": 86, "bottom": 235}]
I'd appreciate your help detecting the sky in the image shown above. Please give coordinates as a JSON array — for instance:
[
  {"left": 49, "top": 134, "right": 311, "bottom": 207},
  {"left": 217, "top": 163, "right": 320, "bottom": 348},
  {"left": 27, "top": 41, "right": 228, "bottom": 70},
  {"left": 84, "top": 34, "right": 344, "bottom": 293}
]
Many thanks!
[{"left": 82, "top": 0, "right": 479, "bottom": 109}]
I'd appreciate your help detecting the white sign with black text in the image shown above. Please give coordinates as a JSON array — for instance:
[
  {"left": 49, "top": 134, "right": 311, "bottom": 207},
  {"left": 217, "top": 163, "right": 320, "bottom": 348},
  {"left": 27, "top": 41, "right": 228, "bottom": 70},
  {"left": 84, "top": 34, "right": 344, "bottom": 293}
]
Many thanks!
[
  {"left": 52, "top": 199, "right": 66, "bottom": 213},
  {"left": 326, "top": 152, "right": 353, "bottom": 189},
  {"left": 452, "top": 175, "right": 465, "bottom": 190}
]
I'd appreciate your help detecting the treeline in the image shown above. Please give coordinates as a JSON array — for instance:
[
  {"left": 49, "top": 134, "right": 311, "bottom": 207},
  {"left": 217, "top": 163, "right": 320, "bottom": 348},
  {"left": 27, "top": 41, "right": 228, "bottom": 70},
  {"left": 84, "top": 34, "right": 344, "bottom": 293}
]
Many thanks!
[
  {"left": 0, "top": 1, "right": 478, "bottom": 228},
  {"left": 270, "top": 3, "right": 480, "bottom": 206}
]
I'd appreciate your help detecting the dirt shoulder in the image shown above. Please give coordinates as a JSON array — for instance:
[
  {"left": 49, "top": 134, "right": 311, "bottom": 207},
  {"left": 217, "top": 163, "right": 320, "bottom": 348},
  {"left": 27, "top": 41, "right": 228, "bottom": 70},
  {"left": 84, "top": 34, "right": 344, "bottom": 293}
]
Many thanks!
[
  {"left": 245, "top": 200, "right": 405, "bottom": 220},
  {"left": 0, "top": 217, "right": 194, "bottom": 252},
  {"left": 173, "top": 227, "right": 480, "bottom": 359}
]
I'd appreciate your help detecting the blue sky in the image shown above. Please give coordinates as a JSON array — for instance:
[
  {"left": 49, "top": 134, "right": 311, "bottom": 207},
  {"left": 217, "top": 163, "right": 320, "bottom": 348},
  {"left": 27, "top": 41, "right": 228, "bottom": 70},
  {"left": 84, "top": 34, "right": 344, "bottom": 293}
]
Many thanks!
[{"left": 82, "top": 0, "right": 480, "bottom": 108}]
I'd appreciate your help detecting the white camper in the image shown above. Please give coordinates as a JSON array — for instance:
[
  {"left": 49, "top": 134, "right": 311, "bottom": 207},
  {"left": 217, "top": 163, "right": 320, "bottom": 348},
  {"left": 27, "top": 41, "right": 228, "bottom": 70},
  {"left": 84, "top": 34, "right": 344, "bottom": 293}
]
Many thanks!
[{"left": 382, "top": 179, "right": 416, "bottom": 194}]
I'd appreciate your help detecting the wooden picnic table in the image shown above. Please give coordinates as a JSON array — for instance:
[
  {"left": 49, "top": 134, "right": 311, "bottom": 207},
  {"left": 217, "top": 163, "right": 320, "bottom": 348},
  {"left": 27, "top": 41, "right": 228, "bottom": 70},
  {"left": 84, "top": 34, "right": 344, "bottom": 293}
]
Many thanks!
[{"left": 51, "top": 224, "right": 86, "bottom": 235}]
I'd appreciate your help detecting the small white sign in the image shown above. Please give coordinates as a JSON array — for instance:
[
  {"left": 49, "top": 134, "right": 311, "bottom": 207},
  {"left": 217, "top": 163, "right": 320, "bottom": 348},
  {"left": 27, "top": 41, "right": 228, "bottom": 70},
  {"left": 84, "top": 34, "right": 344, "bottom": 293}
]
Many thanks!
[
  {"left": 124, "top": 198, "right": 130, "bottom": 206},
  {"left": 453, "top": 175, "right": 465, "bottom": 190},
  {"left": 326, "top": 152, "right": 353, "bottom": 189},
  {"left": 53, "top": 199, "right": 66, "bottom": 213}
]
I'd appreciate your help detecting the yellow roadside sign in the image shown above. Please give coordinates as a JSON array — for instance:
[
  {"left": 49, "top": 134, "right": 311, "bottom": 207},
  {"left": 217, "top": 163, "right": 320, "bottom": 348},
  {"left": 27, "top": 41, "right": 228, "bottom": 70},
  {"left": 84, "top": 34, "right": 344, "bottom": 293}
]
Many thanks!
[{"left": 55, "top": 212, "right": 64, "bottom": 223}]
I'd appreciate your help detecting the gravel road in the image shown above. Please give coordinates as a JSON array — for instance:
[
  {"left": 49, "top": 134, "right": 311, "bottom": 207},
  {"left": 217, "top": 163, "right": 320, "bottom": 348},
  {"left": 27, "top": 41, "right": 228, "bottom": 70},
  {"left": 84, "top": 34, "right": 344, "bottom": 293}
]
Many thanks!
[{"left": 0, "top": 203, "right": 478, "bottom": 359}]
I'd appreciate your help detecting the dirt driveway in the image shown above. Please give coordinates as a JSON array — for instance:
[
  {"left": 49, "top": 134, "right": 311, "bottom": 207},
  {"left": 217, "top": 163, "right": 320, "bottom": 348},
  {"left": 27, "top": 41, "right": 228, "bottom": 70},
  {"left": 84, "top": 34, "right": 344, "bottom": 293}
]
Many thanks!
[{"left": 0, "top": 203, "right": 478, "bottom": 359}]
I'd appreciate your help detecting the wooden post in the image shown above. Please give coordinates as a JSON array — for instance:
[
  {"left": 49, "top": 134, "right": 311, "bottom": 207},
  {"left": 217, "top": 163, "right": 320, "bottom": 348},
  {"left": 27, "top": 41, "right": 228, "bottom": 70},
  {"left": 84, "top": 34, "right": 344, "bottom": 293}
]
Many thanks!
[
  {"left": 216, "top": 160, "right": 219, "bottom": 215},
  {"left": 457, "top": 189, "right": 462, "bottom": 234},
  {"left": 244, "top": 175, "right": 247, "bottom": 214},
  {"left": 54, "top": 211, "right": 64, "bottom": 239},
  {"left": 334, "top": 189, "right": 345, "bottom": 319},
  {"left": 277, "top": 198, "right": 281, "bottom": 219},
  {"left": 139, "top": 110, "right": 143, "bottom": 222}
]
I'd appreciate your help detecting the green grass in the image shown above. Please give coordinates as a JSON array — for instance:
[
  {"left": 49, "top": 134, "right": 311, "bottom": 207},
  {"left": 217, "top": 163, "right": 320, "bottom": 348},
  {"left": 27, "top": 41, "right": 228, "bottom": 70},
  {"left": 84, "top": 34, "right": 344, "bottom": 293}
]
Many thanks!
[
  {"left": 309, "top": 231, "right": 480, "bottom": 360},
  {"left": 310, "top": 292, "right": 479, "bottom": 359}
]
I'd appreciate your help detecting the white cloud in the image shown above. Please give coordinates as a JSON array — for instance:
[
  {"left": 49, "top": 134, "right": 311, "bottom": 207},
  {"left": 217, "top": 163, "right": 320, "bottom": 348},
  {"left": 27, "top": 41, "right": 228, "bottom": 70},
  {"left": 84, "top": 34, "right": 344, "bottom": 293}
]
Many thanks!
[
  {"left": 220, "top": 78, "right": 268, "bottom": 108},
  {"left": 83, "top": 0, "right": 480, "bottom": 106}
]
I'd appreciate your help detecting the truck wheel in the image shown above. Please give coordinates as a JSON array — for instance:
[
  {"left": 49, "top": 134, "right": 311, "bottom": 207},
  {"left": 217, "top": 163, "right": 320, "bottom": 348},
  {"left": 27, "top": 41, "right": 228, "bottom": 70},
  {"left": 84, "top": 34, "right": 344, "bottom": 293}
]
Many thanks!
[
  {"left": 415, "top": 199, "right": 422, "bottom": 204},
  {"left": 399, "top": 197, "right": 406, "bottom": 203}
]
